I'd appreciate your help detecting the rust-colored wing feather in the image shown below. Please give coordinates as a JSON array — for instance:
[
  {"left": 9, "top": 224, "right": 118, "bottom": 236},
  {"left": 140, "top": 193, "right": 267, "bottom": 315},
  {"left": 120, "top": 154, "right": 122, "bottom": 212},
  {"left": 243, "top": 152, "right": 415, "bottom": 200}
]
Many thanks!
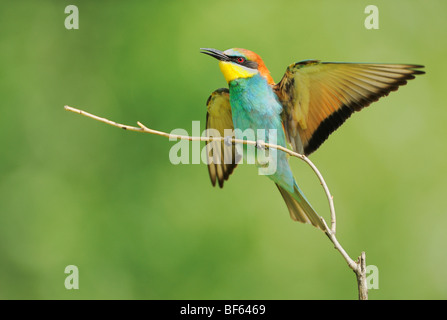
[
  {"left": 205, "top": 88, "right": 240, "bottom": 188},
  {"left": 274, "top": 60, "right": 425, "bottom": 155}
]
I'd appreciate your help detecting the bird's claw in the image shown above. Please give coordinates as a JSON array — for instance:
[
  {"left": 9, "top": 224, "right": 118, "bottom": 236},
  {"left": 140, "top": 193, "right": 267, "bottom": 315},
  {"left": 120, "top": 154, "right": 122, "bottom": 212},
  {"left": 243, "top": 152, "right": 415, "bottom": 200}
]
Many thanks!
[
  {"left": 256, "top": 140, "right": 266, "bottom": 150},
  {"left": 224, "top": 136, "right": 233, "bottom": 146}
]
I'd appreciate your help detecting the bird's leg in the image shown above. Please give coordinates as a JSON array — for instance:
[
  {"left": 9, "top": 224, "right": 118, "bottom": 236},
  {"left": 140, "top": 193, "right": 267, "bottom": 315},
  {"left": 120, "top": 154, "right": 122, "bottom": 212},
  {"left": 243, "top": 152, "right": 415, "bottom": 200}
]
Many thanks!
[
  {"left": 256, "top": 139, "right": 269, "bottom": 167},
  {"left": 224, "top": 135, "right": 233, "bottom": 146},
  {"left": 255, "top": 139, "right": 266, "bottom": 150}
]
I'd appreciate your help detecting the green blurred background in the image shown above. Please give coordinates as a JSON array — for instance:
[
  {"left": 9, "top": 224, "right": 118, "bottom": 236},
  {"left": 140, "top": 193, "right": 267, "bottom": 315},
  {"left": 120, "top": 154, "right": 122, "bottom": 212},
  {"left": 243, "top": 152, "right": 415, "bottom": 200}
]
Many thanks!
[{"left": 0, "top": 0, "right": 445, "bottom": 299}]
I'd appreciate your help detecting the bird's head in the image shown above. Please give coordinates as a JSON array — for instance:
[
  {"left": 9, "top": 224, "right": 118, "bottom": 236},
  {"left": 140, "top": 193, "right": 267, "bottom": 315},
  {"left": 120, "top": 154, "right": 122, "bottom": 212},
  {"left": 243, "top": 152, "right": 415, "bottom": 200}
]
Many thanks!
[{"left": 201, "top": 48, "right": 274, "bottom": 85}]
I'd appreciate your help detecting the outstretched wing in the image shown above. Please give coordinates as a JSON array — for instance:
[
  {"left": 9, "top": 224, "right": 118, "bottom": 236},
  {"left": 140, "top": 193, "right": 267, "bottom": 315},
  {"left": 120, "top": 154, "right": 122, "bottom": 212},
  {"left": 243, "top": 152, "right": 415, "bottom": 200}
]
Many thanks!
[
  {"left": 205, "top": 88, "right": 240, "bottom": 188},
  {"left": 274, "top": 60, "right": 425, "bottom": 155}
]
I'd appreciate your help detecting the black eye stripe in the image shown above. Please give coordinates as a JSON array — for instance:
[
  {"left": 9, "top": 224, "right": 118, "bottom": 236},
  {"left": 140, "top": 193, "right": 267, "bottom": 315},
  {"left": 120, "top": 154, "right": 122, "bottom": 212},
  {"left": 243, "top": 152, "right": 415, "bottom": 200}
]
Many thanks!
[
  {"left": 244, "top": 60, "right": 258, "bottom": 69},
  {"left": 229, "top": 56, "right": 244, "bottom": 64},
  {"left": 229, "top": 56, "right": 258, "bottom": 69}
]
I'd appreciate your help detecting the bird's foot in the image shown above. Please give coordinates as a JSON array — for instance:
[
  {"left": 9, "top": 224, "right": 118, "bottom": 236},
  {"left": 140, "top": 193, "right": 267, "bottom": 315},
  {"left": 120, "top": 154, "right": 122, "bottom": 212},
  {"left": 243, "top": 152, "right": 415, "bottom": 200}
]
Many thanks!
[
  {"left": 256, "top": 139, "right": 266, "bottom": 150},
  {"left": 224, "top": 136, "right": 233, "bottom": 146}
]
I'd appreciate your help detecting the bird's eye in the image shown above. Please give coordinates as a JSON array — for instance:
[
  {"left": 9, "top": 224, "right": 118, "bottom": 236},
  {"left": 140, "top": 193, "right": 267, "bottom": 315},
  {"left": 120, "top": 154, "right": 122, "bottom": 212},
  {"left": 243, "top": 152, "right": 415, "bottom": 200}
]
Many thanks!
[{"left": 236, "top": 57, "right": 245, "bottom": 63}]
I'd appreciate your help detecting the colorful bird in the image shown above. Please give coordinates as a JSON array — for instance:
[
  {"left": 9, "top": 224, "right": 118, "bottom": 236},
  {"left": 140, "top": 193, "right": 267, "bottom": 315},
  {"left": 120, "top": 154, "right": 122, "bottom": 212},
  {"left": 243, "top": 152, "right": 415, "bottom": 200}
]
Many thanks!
[{"left": 201, "top": 48, "right": 424, "bottom": 230}]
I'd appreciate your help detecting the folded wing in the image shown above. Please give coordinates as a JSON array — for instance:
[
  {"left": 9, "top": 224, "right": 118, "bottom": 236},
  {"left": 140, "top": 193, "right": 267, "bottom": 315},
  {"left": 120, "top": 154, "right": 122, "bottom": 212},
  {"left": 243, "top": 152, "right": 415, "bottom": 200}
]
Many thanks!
[{"left": 205, "top": 88, "right": 240, "bottom": 187}]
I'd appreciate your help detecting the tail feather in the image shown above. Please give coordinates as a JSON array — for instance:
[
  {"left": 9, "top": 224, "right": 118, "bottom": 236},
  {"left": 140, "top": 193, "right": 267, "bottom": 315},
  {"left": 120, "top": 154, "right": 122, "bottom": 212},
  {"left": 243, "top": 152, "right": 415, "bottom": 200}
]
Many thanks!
[{"left": 276, "top": 183, "right": 325, "bottom": 230}]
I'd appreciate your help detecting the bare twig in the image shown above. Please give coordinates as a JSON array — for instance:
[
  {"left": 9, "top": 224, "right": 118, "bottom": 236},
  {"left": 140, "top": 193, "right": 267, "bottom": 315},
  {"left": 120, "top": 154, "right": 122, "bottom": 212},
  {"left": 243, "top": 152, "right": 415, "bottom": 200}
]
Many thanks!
[
  {"left": 357, "top": 252, "right": 368, "bottom": 300},
  {"left": 64, "top": 105, "right": 368, "bottom": 299}
]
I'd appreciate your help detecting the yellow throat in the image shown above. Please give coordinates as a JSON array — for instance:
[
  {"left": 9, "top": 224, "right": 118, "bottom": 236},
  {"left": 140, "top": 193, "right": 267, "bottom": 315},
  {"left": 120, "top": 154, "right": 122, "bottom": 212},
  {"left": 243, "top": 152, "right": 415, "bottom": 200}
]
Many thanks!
[{"left": 219, "top": 61, "right": 257, "bottom": 83}]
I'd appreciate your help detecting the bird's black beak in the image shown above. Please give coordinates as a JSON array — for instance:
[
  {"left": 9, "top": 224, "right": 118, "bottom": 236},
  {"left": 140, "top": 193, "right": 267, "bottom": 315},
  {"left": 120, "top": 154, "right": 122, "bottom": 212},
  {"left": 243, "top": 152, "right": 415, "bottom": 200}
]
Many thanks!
[{"left": 200, "top": 48, "right": 230, "bottom": 61}]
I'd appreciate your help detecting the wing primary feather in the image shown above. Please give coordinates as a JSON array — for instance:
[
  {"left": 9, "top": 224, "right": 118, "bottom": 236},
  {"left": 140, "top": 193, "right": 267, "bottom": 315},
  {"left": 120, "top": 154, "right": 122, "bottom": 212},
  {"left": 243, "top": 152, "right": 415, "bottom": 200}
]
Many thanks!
[
  {"left": 205, "top": 88, "right": 239, "bottom": 188},
  {"left": 274, "top": 62, "right": 424, "bottom": 155}
]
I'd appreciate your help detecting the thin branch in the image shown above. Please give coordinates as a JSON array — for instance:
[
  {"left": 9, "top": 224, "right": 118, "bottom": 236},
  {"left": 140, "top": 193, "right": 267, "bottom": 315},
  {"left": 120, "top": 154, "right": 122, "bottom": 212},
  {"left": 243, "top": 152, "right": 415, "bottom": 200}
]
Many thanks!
[
  {"left": 64, "top": 105, "right": 368, "bottom": 299},
  {"left": 357, "top": 252, "right": 368, "bottom": 300},
  {"left": 65, "top": 106, "right": 336, "bottom": 232}
]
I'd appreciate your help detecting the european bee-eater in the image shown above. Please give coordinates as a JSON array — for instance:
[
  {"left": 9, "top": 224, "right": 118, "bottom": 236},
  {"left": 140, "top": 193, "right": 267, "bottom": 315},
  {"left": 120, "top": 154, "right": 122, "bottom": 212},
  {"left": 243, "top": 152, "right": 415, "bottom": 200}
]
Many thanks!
[{"left": 201, "top": 48, "right": 424, "bottom": 230}]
